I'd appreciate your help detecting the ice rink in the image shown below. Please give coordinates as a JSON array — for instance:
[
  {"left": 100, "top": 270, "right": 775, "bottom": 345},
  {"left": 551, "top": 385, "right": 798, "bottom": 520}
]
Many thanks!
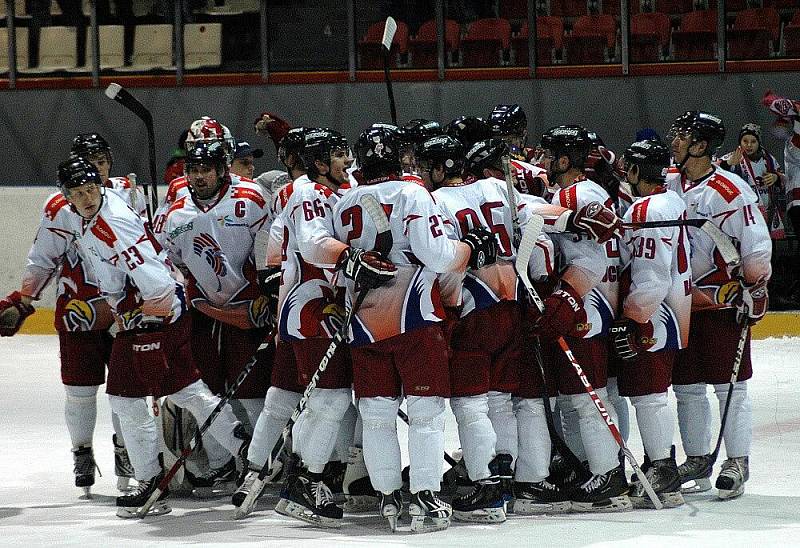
[{"left": 1, "top": 334, "right": 799, "bottom": 548}]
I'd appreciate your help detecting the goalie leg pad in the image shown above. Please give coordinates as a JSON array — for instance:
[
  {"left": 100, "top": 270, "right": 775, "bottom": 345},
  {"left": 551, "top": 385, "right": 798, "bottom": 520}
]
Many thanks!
[{"left": 169, "top": 380, "right": 243, "bottom": 457}]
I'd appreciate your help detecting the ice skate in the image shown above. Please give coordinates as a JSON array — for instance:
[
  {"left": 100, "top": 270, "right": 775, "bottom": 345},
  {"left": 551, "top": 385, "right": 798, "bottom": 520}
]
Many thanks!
[
  {"left": 276, "top": 470, "right": 343, "bottom": 528},
  {"left": 452, "top": 478, "right": 506, "bottom": 523},
  {"left": 570, "top": 465, "right": 632, "bottom": 512},
  {"left": 343, "top": 447, "right": 378, "bottom": 512},
  {"left": 716, "top": 456, "right": 749, "bottom": 500},
  {"left": 232, "top": 468, "right": 264, "bottom": 508},
  {"left": 72, "top": 445, "right": 97, "bottom": 497},
  {"left": 630, "top": 458, "right": 685, "bottom": 509},
  {"left": 489, "top": 453, "right": 514, "bottom": 502},
  {"left": 322, "top": 460, "right": 347, "bottom": 503},
  {"left": 187, "top": 458, "right": 237, "bottom": 498},
  {"left": 116, "top": 471, "right": 171, "bottom": 519},
  {"left": 548, "top": 453, "right": 591, "bottom": 495},
  {"left": 380, "top": 490, "right": 403, "bottom": 532},
  {"left": 512, "top": 479, "right": 571, "bottom": 514},
  {"left": 408, "top": 490, "right": 451, "bottom": 533},
  {"left": 113, "top": 435, "right": 135, "bottom": 492},
  {"left": 678, "top": 454, "right": 713, "bottom": 494}
]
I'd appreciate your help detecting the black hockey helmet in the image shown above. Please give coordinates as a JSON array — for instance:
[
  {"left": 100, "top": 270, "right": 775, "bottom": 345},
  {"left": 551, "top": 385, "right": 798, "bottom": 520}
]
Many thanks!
[
  {"left": 624, "top": 139, "right": 671, "bottom": 183},
  {"left": 399, "top": 119, "right": 443, "bottom": 147},
  {"left": 446, "top": 116, "right": 491, "bottom": 150},
  {"left": 667, "top": 111, "right": 726, "bottom": 157},
  {"left": 540, "top": 125, "right": 593, "bottom": 168},
  {"left": 488, "top": 104, "right": 528, "bottom": 137},
  {"left": 299, "top": 128, "right": 350, "bottom": 178},
  {"left": 184, "top": 140, "right": 229, "bottom": 175},
  {"left": 71, "top": 133, "right": 113, "bottom": 164},
  {"left": 278, "top": 127, "right": 308, "bottom": 169},
  {"left": 58, "top": 155, "right": 103, "bottom": 190},
  {"left": 416, "top": 135, "right": 465, "bottom": 179},
  {"left": 355, "top": 125, "right": 402, "bottom": 182},
  {"left": 464, "top": 138, "right": 510, "bottom": 178}
]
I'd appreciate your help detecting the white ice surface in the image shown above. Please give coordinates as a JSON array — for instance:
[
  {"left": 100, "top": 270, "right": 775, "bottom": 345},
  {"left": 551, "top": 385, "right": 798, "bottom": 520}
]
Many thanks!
[{"left": 1, "top": 335, "right": 799, "bottom": 547}]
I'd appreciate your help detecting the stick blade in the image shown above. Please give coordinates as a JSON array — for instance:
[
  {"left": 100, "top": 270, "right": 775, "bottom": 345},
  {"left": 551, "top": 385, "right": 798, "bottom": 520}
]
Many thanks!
[
  {"left": 699, "top": 221, "right": 740, "bottom": 267},
  {"left": 105, "top": 82, "right": 122, "bottom": 100},
  {"left": 381, "top": 17, "right": 397, "bottom": 51},
  {"left": 515, "top": 215, "right": 544, "bottom": 279},
  {"left": 360, "top": 193, "right": 393, "bottom": 255}
]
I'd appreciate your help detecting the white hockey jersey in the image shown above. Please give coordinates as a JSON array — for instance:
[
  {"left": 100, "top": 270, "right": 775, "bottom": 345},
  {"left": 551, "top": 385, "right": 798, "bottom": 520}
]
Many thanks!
[
  {"left": 63, "top": 190, "right": 185, "bottom": 330},
  {"left": 277, "top": 175, "right": 348, "bottom": 341},
  {"left": 665, "top": 166, "right": 772, "bottom": 310},
  {"left": 332, "top": 180, "right": 471, "bottom": 345},
  {"left": 619, "top": 188, "right": 691, "bottom": 351},
  {"left": 160, "top": 176, "right": 271, "bottom": 329},
  {"left": 550, "top": 177, "right": 619, "bottom": 338}
]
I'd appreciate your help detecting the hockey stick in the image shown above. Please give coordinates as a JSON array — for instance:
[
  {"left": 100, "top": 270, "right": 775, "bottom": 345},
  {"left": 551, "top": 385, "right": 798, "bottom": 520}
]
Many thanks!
[
  {"left": 381, "top": 17, "right": 398, "bottom": 125},
  {"left": 105, "top": 83, "right": 159, "bottom": 224},
  {"left": 623, "top": 219, "right": 740, "bottom": 268},
  {"left": 512, "top": 216, "right": 586, "bottom": 476},
  {"left": 136, "top": 343, "right": 265, "bottom": 517},
  {"left": 515, "top": 221, "right": 664, "bottom": 510},
  {"left": 502, "top": 155, "right": 522, "bottom": 250},
  {"left": 234, "top": 194, "right": 392, "bottom": 519},
  {"left": 710, "top": 316, "right": 749, "bottom": 464}
]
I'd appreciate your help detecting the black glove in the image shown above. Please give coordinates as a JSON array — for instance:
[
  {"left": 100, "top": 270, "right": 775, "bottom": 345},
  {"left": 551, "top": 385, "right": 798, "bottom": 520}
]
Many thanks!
[
  {"left": 461, "top": 227, "right": 498, "bottom": 270},
  {"left": 0, "top": 291, "right": 35, "bottom": 337},
  {"left": 610, "top": 318, "right": 655, "bottom": 361},
  {"left": 258, "top": 266, "right": 281, "bottom": 316},
  {"left": 337, "top": 248, "right": 397, "bottom": 290}
]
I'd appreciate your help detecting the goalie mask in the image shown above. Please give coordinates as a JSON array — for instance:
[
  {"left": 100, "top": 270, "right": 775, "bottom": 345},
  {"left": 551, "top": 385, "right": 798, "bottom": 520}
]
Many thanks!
[{"left": 185, "top": 116, "right": 236, "bottom": 164}]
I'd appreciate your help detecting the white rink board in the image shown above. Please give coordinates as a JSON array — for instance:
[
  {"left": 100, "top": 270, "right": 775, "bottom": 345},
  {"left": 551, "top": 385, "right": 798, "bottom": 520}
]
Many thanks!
[{"left": 0, "top": 335, "right": 799, "bottom": 547}]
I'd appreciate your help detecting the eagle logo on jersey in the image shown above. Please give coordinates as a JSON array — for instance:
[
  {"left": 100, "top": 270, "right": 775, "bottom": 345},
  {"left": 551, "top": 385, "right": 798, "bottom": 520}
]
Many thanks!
[
  {"left": 64, "top": 299, "right": 95, "bottom": 331},
  {"left": 248, "top": 295, "right": 272, "bottom": 328},
  {"left": 193, "top": 232, "right": 228, "bottom": 291}
]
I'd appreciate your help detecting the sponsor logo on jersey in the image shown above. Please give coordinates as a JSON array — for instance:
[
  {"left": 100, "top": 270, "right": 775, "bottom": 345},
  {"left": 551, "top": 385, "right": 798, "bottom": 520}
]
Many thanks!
[
  {"left": 217, "top": 215, "right": 248, "bottom": 228},
  {"left": 45, "top": 194, "right": 69, "bottom": 220},
  {"left": 193, "top": 233, "right": 228, "bottom": 289},
  {"left": 90, "top": 216, "right": 117, "bottom": 248},
  {"left": 133, "top": 341, "right": 161, "bottom": 352},
  {"left": 168, "top": 221, "right": 193, "bottom": 239}
]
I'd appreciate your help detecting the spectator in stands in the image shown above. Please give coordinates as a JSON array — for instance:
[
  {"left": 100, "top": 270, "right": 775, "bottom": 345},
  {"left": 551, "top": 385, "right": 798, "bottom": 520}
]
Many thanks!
[
  {"left": 164, "top": 129, "right": 190, "bottom": 184},
  {"left": 26, "top": 0, "right": 92, "bottom": 67},
  {"left": 230, "top": 141, "right": 263, "bottom": 180}
]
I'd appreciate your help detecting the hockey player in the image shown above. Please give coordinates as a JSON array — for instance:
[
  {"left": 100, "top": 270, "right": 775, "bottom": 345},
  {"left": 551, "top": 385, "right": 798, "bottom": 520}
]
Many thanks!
[
  {"left": 612, "top": 139, "right": 691, "bottom": 508},
  {"left": 332, "top": 125, "right": 499, "bottom": 533},
  {"left": 445, "top": 116, "right": 492, "bottom": 151},
  {"left": 666, "top": 112, "right": 772, "bottom": 500},
  {"left": 54, "top": 156, "right": 251, "bottom": 517},
  {"left": 488, "top": 104, "right": 529, "bottom": 159},
  {"left": 533, "top": 125, "right": 629, "bottom": 512},
  {"left": 398, "top": 119, "right": 443, "bottom": 186},
  {"left": 230, "top": 141, "right": 263, "bottom": 181},
  {"left": 158, "top": 141, "right": 273, "bottom": 496},
  {"left": 0, "top": 133, "right": 142, "bottom": 496}
]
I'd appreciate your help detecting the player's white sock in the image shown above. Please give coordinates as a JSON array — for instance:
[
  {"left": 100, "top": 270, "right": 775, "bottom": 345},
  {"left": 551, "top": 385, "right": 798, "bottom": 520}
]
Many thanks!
[
  {"left": 713, "top": 381, "right": 752, "bottom": 458},
  {"left": 606, "top": 377, "right": 630, "bottom": 442},
  {"left": 248, "top": 387, "right": 301, "bottom": 469},
  {"left": 236, "top": 398, "right": 265, "bottom": 433},
  {"left": 629, "top": 392, "right": 673, "bottom": 461},
  {"left": 108, "top": 395, "right": 161, "bottom": 481},
  {"left": 333, "top": 402, "right": 357, "bottom": 463},
  {"left": 359, "top": 397, "right": 402, "bottom": 494},
  {"left": 451, "top": 394, "right": 496, "bottom": 481},
  {"left": 558, "top": 394, "right": 586, "bottom": 462},
  {"left": 487, "top": 391, "right": 517, "bottom": 464},
  {"left": 406, "top": 395, "right": 447, "bottom": 493},
  {"left": 572, "top": 389, "right": 620, "bottom": 475},
  {"left": 169, "top": 380, "right": 242, "bottom": 456},
  {"left": 674, "top": 383, "right": 712, "bottom": 456},
  {"left": 64, "top": 384, "right": 98, "bottom": 448},
  {"left": 295, "top": 388, "right": 352, "bottom": 473},
  {"left": 203, "top": 432, "right": 233, "bottom": 469},
  {"left": 513, "top": 397, "right": 552, "bottom": 483}
]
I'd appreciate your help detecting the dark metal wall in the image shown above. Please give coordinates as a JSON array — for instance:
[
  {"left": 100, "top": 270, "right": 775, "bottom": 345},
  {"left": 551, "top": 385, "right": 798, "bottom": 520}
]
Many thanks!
[{"left": 0, "top": 71, "right": 795, "bottom": 184}]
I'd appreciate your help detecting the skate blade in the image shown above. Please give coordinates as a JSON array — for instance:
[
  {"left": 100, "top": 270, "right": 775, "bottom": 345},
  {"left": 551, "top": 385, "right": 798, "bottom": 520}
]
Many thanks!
[
  {"left": 405, "top": 514, "right": 450, "bottom": 534},
  {"left": 453, "top": 507, "right": 506, "bottom": 523},
  {"left": 631, "top": 491, "right": 685, "bottom": 509},
  {"left": 278, "top": 500, "right": 342, "bottom": 528},
  {"left": 117, "top": 501, "right": 171, "bottom": 519},
  {"left": 571, "top": 495, "right": 633, "bottom": 513},
  {"left": 680, "top": 477, "right": 712, "bottom": 494},
  {"left": 80, "top": 487, "right": 93, "bottom": 499},
  {"left": 192, "top": 481, "right": 236, "bottom": 499},
  {"left": 717, "top": 485, "right": 745, "bottom": 500},
  {"left": 386, "top": 515, "right": 398, "bottom": 532},
  {"left": 344, "top": 495, "right": 379, "bottom": 513},
  {"left": 512, "top": 499, "right": 571, "bottom": 515}
]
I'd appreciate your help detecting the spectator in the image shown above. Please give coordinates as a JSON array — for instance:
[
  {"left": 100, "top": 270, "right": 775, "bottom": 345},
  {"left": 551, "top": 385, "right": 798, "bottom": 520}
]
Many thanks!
[
  {"left": 164, "top": 129, "right": 190, "bottom": 184},
  {"left": 26, "top": 0, "right": 94, "bottom": 67},
  {"left": 230, "top": 141, "right": 264, "bottom": 180}
]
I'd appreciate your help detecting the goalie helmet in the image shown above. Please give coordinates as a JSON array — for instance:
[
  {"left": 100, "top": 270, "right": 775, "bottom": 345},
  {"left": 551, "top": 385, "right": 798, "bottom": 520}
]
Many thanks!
[
  {"left": 446, "top": 116, "right": 491, "bottom": 150},
  {"left": 624, "top": 139, "right": 670, "bottom": 184},
  {"left": 185, "top": 116, "right": 235, "bottom": 164},
  {"left": 540, "top": 125, "right": 593, "bottom": 168},
  {"left": 355, "top": 125, "right": 402, "bottom": 182},
  {"left": 58, "top": 156, "right": 103, "bottom": 189},
  {"left": 464, "top": 138, "right": 509, "bottom": 178},
  {"left": 416, "top": 135, "right": 465, "bottom": 180},
  {"left": 667, "top": 111, "right": 726, "bottom": 157},
  {"left": 298, "top": 128, "right": 351, "bottom": 178}
]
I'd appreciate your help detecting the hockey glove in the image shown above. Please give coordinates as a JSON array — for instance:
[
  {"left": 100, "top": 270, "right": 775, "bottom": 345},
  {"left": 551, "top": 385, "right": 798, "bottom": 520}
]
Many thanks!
[
  {"left": 735, "top": 279, "right": 769, "bottom": 326},
  {"left": 461, "top": 227, "right": 498, "bottom": 270},
  {"left": 131, "top": 328, "right": 169, "bottom": 394},
  {"left": 610, "top": 318, "right": 656, "bottom": 361},
  {"left": 570, "top": 201, "right": 623, "bottom": 243},
  {"left": 253, "top": 111, "right": 292, "bottom": 148},
  {"left": 0, "top": 291, "right": 35, "bottom": 337},
  {"left": 258, "top": 266, "right": 282, "bottom": 317},
  {"left": 338, "top": 248, "right": 397, "bottom": 290},
  {"left": 531, "top": 281, "right": 584, "bottom": 341}
]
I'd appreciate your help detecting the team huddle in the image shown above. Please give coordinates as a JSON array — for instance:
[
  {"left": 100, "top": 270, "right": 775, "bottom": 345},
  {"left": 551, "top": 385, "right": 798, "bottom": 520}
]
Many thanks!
[{"left": 0, "top": 90, "right": 794, "bottom": 533}]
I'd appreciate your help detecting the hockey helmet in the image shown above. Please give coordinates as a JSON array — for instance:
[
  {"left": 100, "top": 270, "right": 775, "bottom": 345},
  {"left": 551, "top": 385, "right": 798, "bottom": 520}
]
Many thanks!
[
  {"left": 299, "top": 128, "right": 351, "bottom": 179},
  {"left": 71, "top": 133, "right": 112, "bottom": 162},
  {"left": 624, "top": 139, "right": 671, "bottom": 183},
  {"left": 416, "top": 135, "right": 465, "bottom": 179},
  {"left": 539, "top": 125, "right": 593, "bottom": 168},
  {"left": 184, "top": 140, "right": 229, "bottom": 175},
  {"left": 464, "top": 138, "right": 510, "bottom": 178},
  {"left": 185, "top": 116, "right": 235, "bottom": 164},
  {"left": 58, "top": 155, "right": 103, "bottom": 190},
  {"left": 488, "top": 104, "right": 528, "bottom": 138},
  {"left": 446, "top": 116, "right": 492, "bottom": 150},
  {"left": 355, "top": 125, "right": 402, "bottom": 181},
  {"left": 667, "top": 111, "right": 726, "bottom": 157},
  {"left": 277, "top": 127, "right": 308, "bottom": 169}
]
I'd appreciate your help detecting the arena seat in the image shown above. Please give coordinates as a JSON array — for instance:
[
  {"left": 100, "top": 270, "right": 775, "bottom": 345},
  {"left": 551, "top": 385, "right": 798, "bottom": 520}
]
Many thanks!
[
  {"left": 631, "top": 12, "right": 670, "bottom": 62},
  {"left": 408, "top": 18, "right": 460, "bottom": 68},
  {"left": 358, "top": 19, "right": 410, "bottom": 69},
  {"left": 461, "top": 18, "right": 512, "bottom": 67},
  {"left": 512, "top": 17, "right": 564, "bottom": 66},
  {"left": 184, "top": 23, "right": 223, "bottom": 69},
  {"left": 563, "top": 14, "right": 616, "bottom": 64},
  {"left": 671, "top": 10, "right": 717, "bottom": 61}
]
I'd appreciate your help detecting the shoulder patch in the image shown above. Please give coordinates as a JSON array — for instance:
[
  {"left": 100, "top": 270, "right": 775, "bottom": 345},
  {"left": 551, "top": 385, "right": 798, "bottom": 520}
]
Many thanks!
[
  {"left": 558, "top": 185, "right": 579, "bottom": 211},
  {"left": 166, "top": 177, "right": 189, "bottom": 204},
  {"left": 90, "top": 215, "right": 117, "bottom": 248},
  {"left": 44, "top": 194, "right": 69, "bottom": 221},
  {"left": 110, "top": 176, "right": 132, "bottom": 189},
  {"left": 167, "top": 196, "right": 188, "bottom": 216},
  {"left": 312, "top": 183, "right": 335, "bottom": 199},
  {"left": 232, "top": 186, "right": 266, "bottom": 208},
  {"left": 631, "top": 197, "right": 651, "bottom": 224},
  {"left": 278, "top": 183, "right": 295, "bottom": 209},
  {"left": 707, "top": 176, "right": 741, "bottom": 204}
]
